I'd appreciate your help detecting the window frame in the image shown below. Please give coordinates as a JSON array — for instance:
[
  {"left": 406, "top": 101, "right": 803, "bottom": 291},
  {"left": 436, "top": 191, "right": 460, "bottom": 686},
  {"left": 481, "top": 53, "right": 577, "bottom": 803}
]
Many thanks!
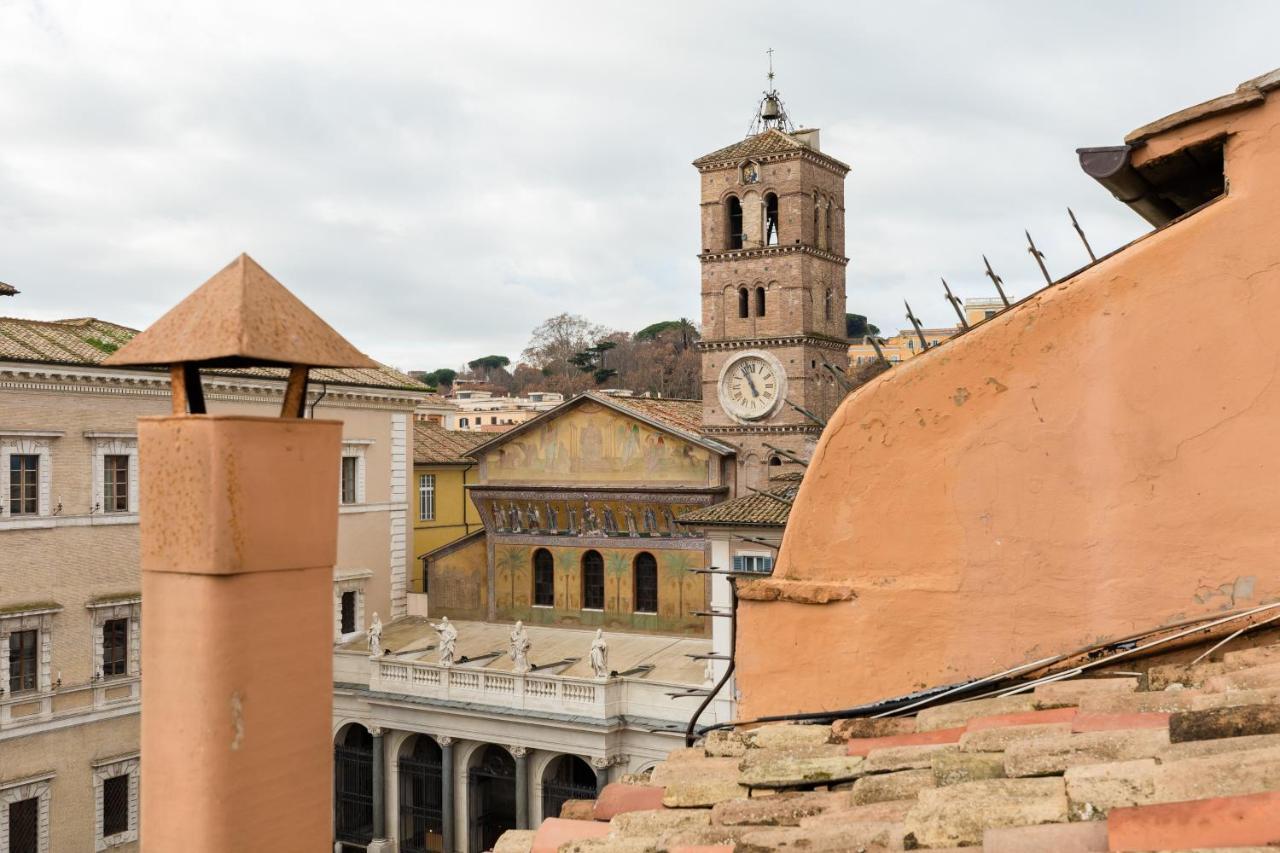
[
  {"left": 732, "top": 552, "right": 775, "bottom": 574},
  {"left": 581, "top": 550, "right": 605, "bottom": 611},
  {"left": 92, "top": 755, "right": 139, "bottom": 850},
  {"left": 0, "top": 774, "right": 52, "bottom": 853},
  {"left": 532, "top": 548, "right": 555, "bottom": 608},
  {"left": 88, "top": 436, "right": 138, "bottom": 518},
  {"left": 7, "top": 455, "right": 39, "bottom": 517},
  {"left": 418, "top": 473, "right": 436, "bottom": 521},
  {"left": 7, "top": 630, "right": 38, "bottom": 695},
  {"left": 334, "top": 570, "right": 372, "bottom": 642},
  {"left": 100, "top": 618, "right": 128, "bottom": 680},
  {"left": 86, "top": 598, "right": 141, "bottom": 689},
  {"left": 633, "top": 552, "right": 658, "bottom": 614}
]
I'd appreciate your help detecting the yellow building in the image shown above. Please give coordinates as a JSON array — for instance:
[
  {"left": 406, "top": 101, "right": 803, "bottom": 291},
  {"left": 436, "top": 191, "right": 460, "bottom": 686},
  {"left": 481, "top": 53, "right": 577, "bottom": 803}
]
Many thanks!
[
  {"left": 849, "top": 297, "right": 1009, "bottom": 367},
  {"left": 410, "top": 421, "right": 488, "bottom": 595}
]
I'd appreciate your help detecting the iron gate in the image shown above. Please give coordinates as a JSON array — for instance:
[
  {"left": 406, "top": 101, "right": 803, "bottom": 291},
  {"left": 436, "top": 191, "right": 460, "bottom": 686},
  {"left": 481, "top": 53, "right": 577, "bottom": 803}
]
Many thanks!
[
  {"left": 468, "top": 749, "right": 516, "bottom": 853},
  {"left": 399, "top": 752, "right": 444, "bottom": 853},
  {"left": 541, "top": 776, "right": 597, "bottom": 821},
  {"left": 334, "top": 744, "right": 374, "bottom": 846}
]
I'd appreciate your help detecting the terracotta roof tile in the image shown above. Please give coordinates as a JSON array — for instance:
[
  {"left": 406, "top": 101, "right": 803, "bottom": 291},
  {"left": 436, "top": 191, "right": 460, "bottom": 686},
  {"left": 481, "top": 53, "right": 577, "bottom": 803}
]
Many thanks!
[
  {"left": 677, "top": 483, "right": 798, "bottom": 527},
  {"left": 413, "top": 421, "right": 489, "bottom": 465},
  {"left": 692, "top": 129, "right": 810, "bottom": 167},
  {"left": 0, "top": 315, "right": 427, "bottom": 392},
  {"left": 597, "top": 395, "right": 705, "bottom": 435}
]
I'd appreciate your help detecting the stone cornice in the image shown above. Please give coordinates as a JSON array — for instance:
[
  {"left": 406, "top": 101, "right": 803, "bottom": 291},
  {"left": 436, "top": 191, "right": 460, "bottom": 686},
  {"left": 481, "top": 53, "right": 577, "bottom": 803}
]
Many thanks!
[
  {"left": 0, "top": 363, "right": 422, "bottom": 412},
  {"left": 699, "top": 244, "right": 848, "bottom": 266},
  {"left": 699, "top": 423, "right": 822, "bottom": 436},
  {"left": 698, "top": 335, "right": 850, "bottom": 353},
  {"left": 695, "top": 147, "right": 850, "bottom": 176}
]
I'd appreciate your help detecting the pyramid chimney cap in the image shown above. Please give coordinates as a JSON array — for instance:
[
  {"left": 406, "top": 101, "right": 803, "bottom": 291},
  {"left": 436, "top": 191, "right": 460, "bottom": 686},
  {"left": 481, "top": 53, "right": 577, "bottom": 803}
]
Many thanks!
[{"left": 104, "top": 253, "right": 378, "bottom": 370}]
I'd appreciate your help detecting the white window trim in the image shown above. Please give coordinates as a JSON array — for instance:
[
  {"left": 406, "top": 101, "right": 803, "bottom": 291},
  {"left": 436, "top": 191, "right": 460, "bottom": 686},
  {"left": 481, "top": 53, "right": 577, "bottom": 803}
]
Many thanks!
[
  {"left": 92, "top": 754, "right": 139, "bottom": 850},
  {"left": 334, "top": 570, "right": 372, "bottom": 642},
  {"left": 419, "top": 473, "right": 436, "bottom": 521},
  {"left": 0, "top": 606, "right": 59, "bottom": 698},
  {"left": 339, "top": 442, "right": 369, "bottom": 506},
  {"left": 0, "top": 437, "right": 54, "bottom": 519},
  {"left": 89, "top": 437, "right": 138, "bottom": 517},
  {"left": 0, "top": 773, "right": 53, "bottom": 853},
  {"left": 732, "top": 550, "right": 774, "bottom": 574},
  {"left": 87, "top": 599, "right": 142, "bottom": 682}
]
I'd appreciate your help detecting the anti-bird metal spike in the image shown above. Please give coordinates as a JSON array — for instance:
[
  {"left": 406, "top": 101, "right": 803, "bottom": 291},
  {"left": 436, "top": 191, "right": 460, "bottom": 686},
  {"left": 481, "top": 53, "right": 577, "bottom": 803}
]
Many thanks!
[
  {"left": 823, "top": 362, "right": 854, "bottom": 393},
  {"left": 868, "top": 335, "right": 891, "bottom": 366},
  {"left": 904, "top": 300, "right": 929, "bottom": 350},
  {"left": 786, "top": 398, "right": 826, "bottom": 427},
  {"left": 1068, "top": 207, "right": 1097, "bottom": 262},
  {"left": 763, "top": 442, "right": 808, "bottom": 466},
  {"left": 941, "top": 278, "right": 969, "bottom": 330},
  {"left": 982, "top": 255, "right": 1011, "bottom": 308},
  {"left": 1025, "top": 230, "right": 1052, "bottom": 285}
]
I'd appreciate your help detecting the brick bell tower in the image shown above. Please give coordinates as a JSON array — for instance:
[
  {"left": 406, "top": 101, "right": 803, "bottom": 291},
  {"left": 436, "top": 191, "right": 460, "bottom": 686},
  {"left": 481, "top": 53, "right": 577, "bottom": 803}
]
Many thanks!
[{"left": 693, "top": 74, "right": 850, "bottom": 495}]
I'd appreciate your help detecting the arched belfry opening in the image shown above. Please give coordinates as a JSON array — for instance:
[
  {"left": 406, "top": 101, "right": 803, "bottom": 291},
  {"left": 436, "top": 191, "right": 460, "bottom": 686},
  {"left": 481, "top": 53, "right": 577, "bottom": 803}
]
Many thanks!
[
  {"left": 764, "top": 192, "right": 779, "bottom": 246},
  {"left": 755, "top": 287, "right": 766, "bottom": 317},
  {"left": 726, "top": 196, "right": 744, "bottom": 250},
  {"left": 738, "top": 287, "right": 750, "bottom": 319}
]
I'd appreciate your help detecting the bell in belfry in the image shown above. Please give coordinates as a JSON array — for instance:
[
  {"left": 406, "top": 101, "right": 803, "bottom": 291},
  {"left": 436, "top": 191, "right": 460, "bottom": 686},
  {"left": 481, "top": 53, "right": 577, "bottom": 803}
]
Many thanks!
[{"left": 761, "top": 94, "right": 782, "bottom": 122}]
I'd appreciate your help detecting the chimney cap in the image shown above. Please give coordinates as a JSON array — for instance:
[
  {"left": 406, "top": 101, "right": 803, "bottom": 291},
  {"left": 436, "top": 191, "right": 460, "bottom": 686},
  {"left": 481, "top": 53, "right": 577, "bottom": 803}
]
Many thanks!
[{"left": 104, "top": 253, "right": 377, "bottom": 370}]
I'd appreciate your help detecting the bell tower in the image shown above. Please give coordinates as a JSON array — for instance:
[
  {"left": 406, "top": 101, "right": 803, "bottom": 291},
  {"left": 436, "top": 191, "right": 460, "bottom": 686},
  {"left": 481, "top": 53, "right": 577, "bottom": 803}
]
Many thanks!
[{"left": 693, "top": 68, "right": 850, "bottom": 495}]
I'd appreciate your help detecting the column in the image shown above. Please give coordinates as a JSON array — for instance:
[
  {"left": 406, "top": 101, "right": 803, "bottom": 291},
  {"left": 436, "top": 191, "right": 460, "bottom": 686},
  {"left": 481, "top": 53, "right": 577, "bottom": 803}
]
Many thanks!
[
  {"left": 439, "top": 736, "right": 455, "bottom": 853},
  {"left": 591, "top": 756, "right": 611, "bottom": 795},
  {"left": 371, "top": 726, "right": 386, "bottom": 843},
  {"left": 511, "top": 746, "right": 529, "bottom": 830}
]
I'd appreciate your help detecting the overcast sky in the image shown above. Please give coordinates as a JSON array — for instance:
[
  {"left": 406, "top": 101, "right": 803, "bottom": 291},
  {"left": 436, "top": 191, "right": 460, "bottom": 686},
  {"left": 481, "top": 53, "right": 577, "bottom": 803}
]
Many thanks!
[{"left": 2, "top": 1, "right": 1278, "bottom": 372}]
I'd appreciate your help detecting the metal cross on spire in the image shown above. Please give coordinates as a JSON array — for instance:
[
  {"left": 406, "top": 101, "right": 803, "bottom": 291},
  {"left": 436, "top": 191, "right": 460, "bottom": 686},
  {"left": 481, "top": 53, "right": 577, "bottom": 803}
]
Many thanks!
[{"left": 749, "top": 47, "right": 794, "bottom": 135}]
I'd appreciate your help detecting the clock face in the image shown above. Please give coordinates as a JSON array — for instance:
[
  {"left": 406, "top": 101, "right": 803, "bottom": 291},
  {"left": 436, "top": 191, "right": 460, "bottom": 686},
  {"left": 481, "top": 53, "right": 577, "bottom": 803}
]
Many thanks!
[{"left": 719, "top": 355, "right": 783, "bottom": 421}]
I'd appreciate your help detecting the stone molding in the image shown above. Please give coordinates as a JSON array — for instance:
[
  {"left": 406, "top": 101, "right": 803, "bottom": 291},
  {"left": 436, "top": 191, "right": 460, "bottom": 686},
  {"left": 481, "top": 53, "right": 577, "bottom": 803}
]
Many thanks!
[
  {"left": 0, "top": 773, "right": 53, "bottom": 853},
  {"left": 0, "top": 435, "right": 54, "bottom": 518},
  {"left": 389, "top": 412, "right": 409, "bottom": 618},
  {"left": 91, "top": 754, "right": 139, "bottom": 851},
  {"left": 88, "top": 435, "right": 139, "bottom": 516},
  {"left": 698, "top": 334, "right": 850, "bottom": 353}
]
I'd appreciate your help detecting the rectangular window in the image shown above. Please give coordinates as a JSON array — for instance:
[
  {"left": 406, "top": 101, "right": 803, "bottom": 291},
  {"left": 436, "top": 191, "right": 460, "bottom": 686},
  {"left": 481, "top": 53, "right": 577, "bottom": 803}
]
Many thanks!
[
  {"left": 103, "top": 454, "right": 129, "bottom": 513},
  {"left": 8, "top": 797, "right": 38, "bottom": 853},
  {"left": 732, "top": 555, "right": 774, "bottom": 574},
  {"left": 8, "top": 454, "right": 39, "bottom": 515},
  {"left": 102, "top": 618, "right": 128, "bottom": 678},
  {"left": 418, "top": 474, "right": 436, "bottom": 521},
  {"left": 340, "top": 456, "right": 358, "bottom": 505},
  {"left": 102, "top": 774, "right": 129, "bottom": 838},
  {"left": 8, "top": 629, "right": 37, "bottom": 693},
  {"left": 340, "top": 591, "right": 356, "bottom": 635}
]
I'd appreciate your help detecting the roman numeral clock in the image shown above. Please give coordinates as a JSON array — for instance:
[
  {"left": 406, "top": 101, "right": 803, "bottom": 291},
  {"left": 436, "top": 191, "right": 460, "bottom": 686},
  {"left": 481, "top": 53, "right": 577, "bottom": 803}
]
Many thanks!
[{"left": 717, "top": 351, "right": 785, "bottom": 422}]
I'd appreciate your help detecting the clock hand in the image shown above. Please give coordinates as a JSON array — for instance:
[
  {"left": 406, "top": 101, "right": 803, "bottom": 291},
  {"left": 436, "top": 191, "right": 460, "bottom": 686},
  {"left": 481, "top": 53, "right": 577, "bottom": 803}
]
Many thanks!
[{"left": 740, "top": 366, "right": 760, "bottom": 397}]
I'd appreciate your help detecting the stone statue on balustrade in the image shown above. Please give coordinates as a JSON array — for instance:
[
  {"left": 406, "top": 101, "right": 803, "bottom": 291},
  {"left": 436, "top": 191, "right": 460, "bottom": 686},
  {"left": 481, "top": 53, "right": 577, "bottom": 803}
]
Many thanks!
[
  {"left": 590, "top": 629, "right": 609, "bottom": 679},
  {"left": 367, "top": 612, "right": 383, "bottom": 657},
  {"left": 432, "top": 616, "right": 458, "bottom": 667},
  {"left": 510, "top": 620, "right": 531, "bottom": 674}
]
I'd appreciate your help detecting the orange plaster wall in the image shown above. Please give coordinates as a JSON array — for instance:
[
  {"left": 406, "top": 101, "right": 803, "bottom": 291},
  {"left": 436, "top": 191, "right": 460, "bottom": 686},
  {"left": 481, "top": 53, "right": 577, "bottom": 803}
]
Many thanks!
[{"left": 736, "top": 96, "right": 1280, "bottom": 718}]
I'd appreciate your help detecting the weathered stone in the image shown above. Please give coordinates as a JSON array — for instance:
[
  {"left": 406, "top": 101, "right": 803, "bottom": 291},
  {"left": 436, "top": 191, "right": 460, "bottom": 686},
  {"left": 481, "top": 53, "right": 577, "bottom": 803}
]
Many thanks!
[
  {"left": 846, "top": 726, "right": 965, "bottom": 757},
  {"left": 1223, "top": 643, "right": 1280, "bottom": 668},
  {"left": 1071, "top": 712, "right": 1169, "bottom": 732},
  {"left": 559, "top": 799, "right": 597, "bottom": 820},
  {"left": 1003, "top": 728, "right": 1169, "bottom": 777},
  {"left": 915, "top": 695, "right": 1037, "bottom": 731},
  {"left": 958, "top": 722, "right": 1072, "bottom": 752},
  {"left": 850, "top": 768, "right": 935, "bottom": 804},
  {"left": 1063, "top": 758, "right": 1157, "bottom": 819},
  {"left": 1078, "top": 689, "right": 1204, "bottom": 715},
  {"left": 982, "top": 820, "right": 1108, "bottom": 853},
  {"left": 797, "top": 798, "right": 914, "bottom": 827},
  {"left": 965, "top": 707, "right": 1077, "bottom": 732},
  {"left": 736, "top": 821, "right": 905, "bottom": 851},
  {"left": 1189, "top": 687, "right": 1280, "bottom": 711},
  {"left": 832, "top": 716, "right": 916, "bottom": 740},
  {"left": 709, "top": 791, "right": 843, "bottom": 826},
  {"left": 738, "top": 754, "right": 865, "bottom": 789},
  {"left": 557, "top": 835, "right": 655, "bottom": 853},
  {"left": 930, "top": 751, "right": 1006, "bottom": 786},
  {"left": 493, "top": 829, "right": 536, "bottom": 853},
  {"left": 904, "top": 778, "right": 1068, "bottom": 848},
  {"left": 702, "top": 729, "right": 746, "bottom": 757},
  {"left": 737, "top": 743, "right": 846, "bottom": 772},
  {"left": 1169, "top": 703, "right": 1280, "bottom": 742},
  {"left": 741, "top": 723, "right": 834, "bottom": 750},
  {"left": 593, "top": 785, "right": 665, "bottom": 821},
  {"left": 1202, "top": 661, "right": 1280, "bottom": 692},
  {"left": 660, "top": 779, "right": 747, "bottom": 809},
  {"left": 864, "top": 742, "right": 958, "bottom": 772},
  {"left": 649, "top": 757, "right": 738, "bottom": 787},
  {"left": 531, "top": 819, "right": 611, "bottom": 853},
  {"left": 609, "top": 807, "right": 710, "bottom": 836},
  {"left": 1152, "top": 744, "right": 1280, "bottom": 803},
  {"left": 1033, "top": 677, "right": 1139, "bottom": 706},
  {"left": 1148, "top": 660, "right": 1229, "bottom": 690},
  {"left": 1107, "top": 790, "right": 1280, "bottom": 851},
  {"left": 655, "top": 824, "right": 751, "bottom": 848},
  {"left": 1158, "top": 732, "right": 1280, "bottom": 762}
]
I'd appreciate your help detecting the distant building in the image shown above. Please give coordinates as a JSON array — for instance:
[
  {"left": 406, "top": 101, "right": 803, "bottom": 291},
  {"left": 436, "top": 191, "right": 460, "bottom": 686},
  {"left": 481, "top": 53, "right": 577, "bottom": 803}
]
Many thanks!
[
  {"left": 414, "top": 393, "right": 456, "bottom": 425},
  {"left": 448, "top": 390, "right": 564, "bottom": 433},
  {"left": 848, "top": 297, "right": 1012, "bottom": 367},
  {"left": 0, "top": 312, "right": 427, "bottom": 853},
  {"left": 409, "top": 422, "right": 487, "bottom": 601}
]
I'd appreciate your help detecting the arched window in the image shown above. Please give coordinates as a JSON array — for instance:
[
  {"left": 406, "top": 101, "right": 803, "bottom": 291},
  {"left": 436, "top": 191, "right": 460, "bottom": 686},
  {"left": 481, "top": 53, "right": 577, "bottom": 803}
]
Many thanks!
[
  {"left": 738, "top": 287, "right": 749, "bottom": 319},
  {"left": 755, "top": 287, "right": 766, "bottom": 317},
  {"left": 581, "top": 550, "right": 604, "bottom": 610},
  {"left": 726, "top": 196, "right": 743, "bottom": 250},
  {"left": 813, "top": 195, "right": 821, "bottom": 247},
  {"left": 769, "top": 455, "right": 783, "bottom": 467},
  {"left": 532, "top": 548, "right": 555, "bottom": 607},
  {"left": 459, "top": 417, "right": 469, "bottom": 428},
  {"left": 825, "top": 201, "right": 834, "bottom": 250},
  {"left": 764, "top": 192, "right": 779, "bottom": 246},
  {"left": 633, "top": 552, "right": 658, "bottom": 614}
]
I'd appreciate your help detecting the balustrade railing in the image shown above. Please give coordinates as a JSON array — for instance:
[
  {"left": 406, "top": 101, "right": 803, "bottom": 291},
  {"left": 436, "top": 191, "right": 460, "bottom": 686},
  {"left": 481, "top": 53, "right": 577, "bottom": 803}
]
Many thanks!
[{"left": 368, "top": 657, "right": 617, "bottom": 717}]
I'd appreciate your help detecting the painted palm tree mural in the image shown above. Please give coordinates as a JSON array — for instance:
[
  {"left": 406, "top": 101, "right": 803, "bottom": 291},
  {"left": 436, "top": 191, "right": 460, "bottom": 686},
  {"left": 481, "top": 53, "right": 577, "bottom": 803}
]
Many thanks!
[
  {"left": 496, "top": 546, "right": 527, "bottom": 611},
  {"left": 662, "top": 550, "right": 695, "bottom": 626},
  {"left": 605, "top": 551, "right": 630, "bottom": 613},
  {"left": 553, "top": 547, "right": 577, "bottom": 610}
]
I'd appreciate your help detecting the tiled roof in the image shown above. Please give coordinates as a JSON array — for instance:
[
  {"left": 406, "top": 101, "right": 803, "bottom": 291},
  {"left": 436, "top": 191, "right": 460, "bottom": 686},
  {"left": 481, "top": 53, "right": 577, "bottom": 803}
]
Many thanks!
[
  {"left": 506, "top": 632, "right": 1280, "bottom": 851},
  {"left": 678, "top": 482, "right": 798, "bottom": 527},
  {"left": 0, "top": 315, "right": 427, "bottom": 391},
  {"left": 693, "top": 129, "right": 810, "bottom": 167},
  {"left": 599, "top": 395, "right": 704, "bottom": 435},
  {"left": 413, "top": 421, "right": 488, "bottom": 465},
  {"left": 417, "top": 393, "right": 453, "bottom": 408}
]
